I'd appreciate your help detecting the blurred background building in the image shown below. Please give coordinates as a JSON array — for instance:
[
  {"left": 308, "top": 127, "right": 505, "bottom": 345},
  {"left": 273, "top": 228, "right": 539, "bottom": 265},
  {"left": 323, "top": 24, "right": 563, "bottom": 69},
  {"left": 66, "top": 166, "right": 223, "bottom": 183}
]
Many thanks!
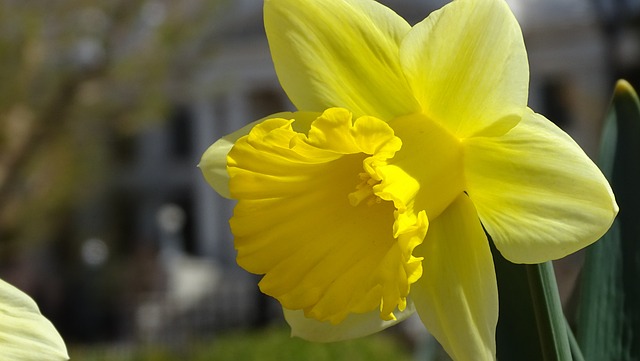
[{"left": 0, "top": 0, "right": 638, "bottom": 357}]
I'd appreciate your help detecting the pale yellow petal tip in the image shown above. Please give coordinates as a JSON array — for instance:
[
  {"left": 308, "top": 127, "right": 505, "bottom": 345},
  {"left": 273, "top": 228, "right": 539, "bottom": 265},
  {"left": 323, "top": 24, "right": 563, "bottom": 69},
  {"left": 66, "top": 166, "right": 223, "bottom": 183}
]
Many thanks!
[
  {"left": 199, "top": 140, "right": 233, "bottom": 199},
  {"left": 284, "top": 302, "right": 416, "bottom": 343},
  {"left": 0, "top": 279, "right": 69, "bottom": 360},
  {"left": 614, "top": 79, "right": 638, "bottom": 99},
  {"left": 610, "top": 186, "right": 620, "bottom": 215},
  {"left": 199, "top": 112, "right": 306, "bottom": 200}
]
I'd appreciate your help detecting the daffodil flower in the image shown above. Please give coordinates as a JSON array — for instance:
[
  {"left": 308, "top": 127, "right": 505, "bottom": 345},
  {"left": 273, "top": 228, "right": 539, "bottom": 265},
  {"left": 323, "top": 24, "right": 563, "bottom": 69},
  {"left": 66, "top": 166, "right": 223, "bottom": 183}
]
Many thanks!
[
  {"left": 199, "top": 0, "right": 618, "bottom": 359},
  {"left": 0, "top": 279, "right": 69, "bottom": 360}
]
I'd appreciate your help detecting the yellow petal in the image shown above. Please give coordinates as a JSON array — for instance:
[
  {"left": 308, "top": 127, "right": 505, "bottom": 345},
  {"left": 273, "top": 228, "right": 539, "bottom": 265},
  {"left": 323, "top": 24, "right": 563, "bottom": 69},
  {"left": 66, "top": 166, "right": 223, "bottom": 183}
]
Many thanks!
[
  {"left": 199, "top": 120, "right": 263, "bottom": 199},
  {"left": 412, "top": 195, "right": 497, "bottom": 361},
  {"left": 283, "top": 300, "right": 415, "bottom": 342},
  {"left": 264, "top": 0, "right": 419, "bottom": 120},
  {"left": 198, "top": 111, "right": 318, "bottom": 198},
  {"left": 400, "top": 0, "right": 528, "bottom": 138},
  {"left": 0, "top": 279, "right": 68, "bottom": 361},
  {"left": 228, "top": 108, "right": 426, "bottom": 323},
  {"left": 464, "top": 109, "right": 618, "bottom": 263}
]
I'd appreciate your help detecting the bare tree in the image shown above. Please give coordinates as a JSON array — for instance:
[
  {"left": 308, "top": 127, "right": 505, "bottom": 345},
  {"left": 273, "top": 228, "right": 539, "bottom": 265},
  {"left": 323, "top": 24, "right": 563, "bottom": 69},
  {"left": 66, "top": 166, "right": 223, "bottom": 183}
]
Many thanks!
[{"left": 0, "top": 0, "right": 226, "bottom": 249}]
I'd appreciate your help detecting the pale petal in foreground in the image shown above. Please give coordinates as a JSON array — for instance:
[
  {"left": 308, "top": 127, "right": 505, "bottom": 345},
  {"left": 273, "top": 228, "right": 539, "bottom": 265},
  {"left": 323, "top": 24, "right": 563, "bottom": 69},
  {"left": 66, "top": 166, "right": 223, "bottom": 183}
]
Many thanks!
[{"left": 0, "top": 279, "right": 68, "bottom": 361}]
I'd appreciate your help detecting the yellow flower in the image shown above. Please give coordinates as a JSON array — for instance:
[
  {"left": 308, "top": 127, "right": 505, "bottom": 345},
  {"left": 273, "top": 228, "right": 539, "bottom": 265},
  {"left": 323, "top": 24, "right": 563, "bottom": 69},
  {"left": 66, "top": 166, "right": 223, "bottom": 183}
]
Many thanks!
[
  {"left": 199, "top": 0, "right": 618, "bottom": 359},
  {"left": 0, "top": 279, "right": 68, "bottom": 360}
]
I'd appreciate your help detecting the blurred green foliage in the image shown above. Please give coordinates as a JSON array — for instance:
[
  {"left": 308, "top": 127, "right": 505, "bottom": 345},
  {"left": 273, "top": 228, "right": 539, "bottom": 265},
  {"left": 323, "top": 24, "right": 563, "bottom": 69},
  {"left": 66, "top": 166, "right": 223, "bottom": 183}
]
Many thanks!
[{"left": 69, "top": 326, "right": 413, "bottom": 361}]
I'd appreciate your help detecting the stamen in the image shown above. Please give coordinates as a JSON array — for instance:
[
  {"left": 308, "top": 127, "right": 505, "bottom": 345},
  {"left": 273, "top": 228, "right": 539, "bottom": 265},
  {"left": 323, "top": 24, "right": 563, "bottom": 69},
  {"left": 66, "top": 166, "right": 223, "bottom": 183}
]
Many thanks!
[{"left": 349, "top": 172, "right": 382, "bottom": 207}]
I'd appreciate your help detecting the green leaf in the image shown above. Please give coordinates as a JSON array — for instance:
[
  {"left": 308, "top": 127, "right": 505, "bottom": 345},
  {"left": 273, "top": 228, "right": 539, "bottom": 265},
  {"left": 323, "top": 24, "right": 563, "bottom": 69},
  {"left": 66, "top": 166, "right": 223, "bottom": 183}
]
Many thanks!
[
  {"left": 492, "top": 244, "right": 572, "bottom": 360},
  {"left": 577, "top": 79, "right": 640, "bottom": 360},
  {"left": 526, "top": 262, "right": 572, "bottom": 361},
  {"left": 491, "top": 240, "right": 544, "bottom": 361},
  {"left": 0, "top": 278, "right": 69, "bottom": 360}
]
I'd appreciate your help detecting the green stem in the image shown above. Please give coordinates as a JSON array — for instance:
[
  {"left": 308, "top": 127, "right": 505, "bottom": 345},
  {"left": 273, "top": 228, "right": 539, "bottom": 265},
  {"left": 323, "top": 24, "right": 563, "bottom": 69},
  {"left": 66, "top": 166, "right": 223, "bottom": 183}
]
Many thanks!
[
  {"left": 526, "top": 261, "right": 572, "bottom": 361},
  {"left": 566, "top": 318, "right": 585, "bottom": 361}
]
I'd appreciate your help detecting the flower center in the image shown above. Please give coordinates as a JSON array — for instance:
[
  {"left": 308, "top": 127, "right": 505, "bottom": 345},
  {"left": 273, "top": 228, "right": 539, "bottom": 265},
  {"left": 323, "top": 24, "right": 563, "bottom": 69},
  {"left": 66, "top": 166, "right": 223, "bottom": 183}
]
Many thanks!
[
  {"left": 380, "top": 113, "right": 466, "bottom": 221},
  {"left": 349, "top": 171, "right": 382, "bottom": 207}
]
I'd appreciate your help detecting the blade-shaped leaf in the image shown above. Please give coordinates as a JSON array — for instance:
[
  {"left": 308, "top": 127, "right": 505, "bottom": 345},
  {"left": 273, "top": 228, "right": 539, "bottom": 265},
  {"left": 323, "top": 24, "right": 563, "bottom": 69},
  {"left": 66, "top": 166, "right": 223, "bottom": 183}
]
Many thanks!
[
  {"left": 492, "top": 241, "right": 574, "bottom": 361},
  {"left": 577, "top": 79, "right": 640, "bottom": 360},
  {"left": 491, "top": 240, "right": 544, "bottom": 361}
]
